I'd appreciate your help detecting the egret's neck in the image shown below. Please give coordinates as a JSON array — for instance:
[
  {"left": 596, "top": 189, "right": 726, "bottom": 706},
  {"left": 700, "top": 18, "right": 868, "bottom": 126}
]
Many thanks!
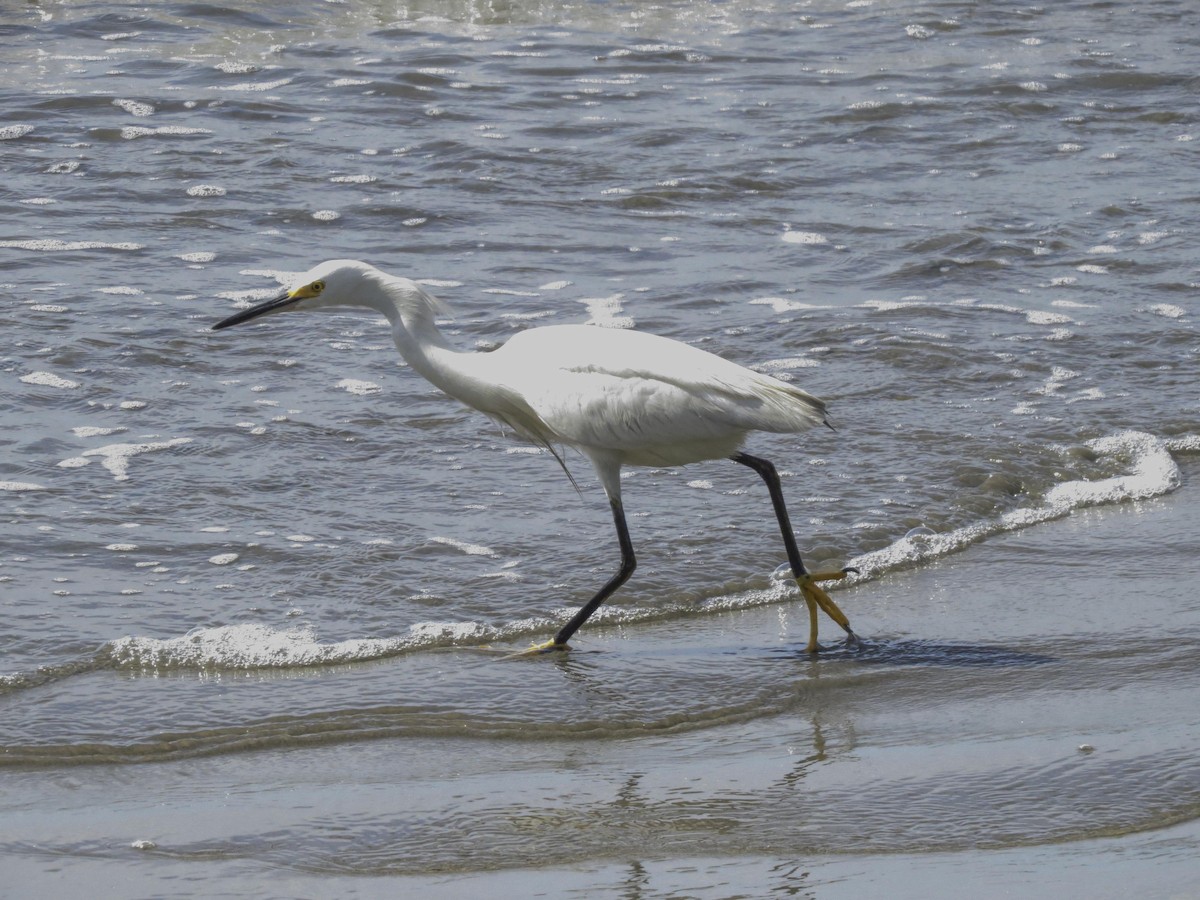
[
  {"left": 370, "top": 277, "right": 485, "bottom": 409},
  {"left": 391, "top": 309, "right": 458, "bottom": 383}
]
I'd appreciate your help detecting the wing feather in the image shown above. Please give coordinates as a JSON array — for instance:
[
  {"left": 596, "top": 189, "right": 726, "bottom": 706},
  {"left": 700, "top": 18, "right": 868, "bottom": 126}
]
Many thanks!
[{"left": 489, "top": 325, "right": 828, "bottom": 461}]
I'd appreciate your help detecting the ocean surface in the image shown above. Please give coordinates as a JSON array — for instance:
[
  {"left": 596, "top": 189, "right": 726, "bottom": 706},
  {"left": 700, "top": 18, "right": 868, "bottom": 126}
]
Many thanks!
[{"left": 2, "top": 1, "right": 1198, "bottom": 895}]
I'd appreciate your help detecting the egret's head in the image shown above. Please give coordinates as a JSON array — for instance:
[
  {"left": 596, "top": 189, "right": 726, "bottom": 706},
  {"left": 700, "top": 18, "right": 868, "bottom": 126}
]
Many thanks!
[{"left": 212, "top": 259, "right": 379, "bottom": 330}]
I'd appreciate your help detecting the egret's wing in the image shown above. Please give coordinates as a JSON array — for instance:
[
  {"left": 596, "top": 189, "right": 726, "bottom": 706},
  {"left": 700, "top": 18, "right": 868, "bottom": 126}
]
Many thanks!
[{"left": 493, "top": 325, "right": 828, "bottom": 453}]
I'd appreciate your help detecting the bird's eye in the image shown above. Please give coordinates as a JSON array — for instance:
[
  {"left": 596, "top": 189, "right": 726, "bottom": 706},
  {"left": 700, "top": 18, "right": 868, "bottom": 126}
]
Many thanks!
[{"left": 311, "top": 281, "right": 325, "bottom": 294}]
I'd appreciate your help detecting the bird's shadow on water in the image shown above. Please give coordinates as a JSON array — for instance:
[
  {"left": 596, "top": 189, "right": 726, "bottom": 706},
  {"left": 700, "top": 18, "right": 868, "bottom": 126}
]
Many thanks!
[{"left": 771, "top": 637, "right": 1058, "bottom": 668}]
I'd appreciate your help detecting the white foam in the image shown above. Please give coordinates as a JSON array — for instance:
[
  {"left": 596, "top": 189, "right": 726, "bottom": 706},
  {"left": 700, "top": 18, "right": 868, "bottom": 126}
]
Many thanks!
[
  {"left": 845, "top": 431, "right": 1181, "bottom": 581},
  {"left": 1045, "top": 432, "right": 1178, "bottom": 506},
  {"left": 0, "top": 481, "right": 45, "bottom": 491},
  {"left": 0, "top": 124, "right": 34, "bottom": 140},
  {"left": 0, "top": 239, "right": 142, "bottom": 252},
  {"left": 337, "top": 378, "right": 381, "bottom": 396},
  {"left": 1148, "top": 303, "right": 1185, "bottom": 319},
  {"left": 482, "top": 569, "right": 522, "bottom": 581},
  {"left": 21, "top": 371, "right": 80, "bottom": 389},
  {"left": 1026, "top": 310, "right": 1072, "bottom": 325},
  {"left": 863, "top": 299, "right": 916, "bottom": 314},
  {"left": 1166, "top": 434, "right": 1200, "bottom": 453},
  {"left": 757, "top": 356, "right": 819, "bottom": 370},
  {"left": 113, "top": 98, "right": 154, "bottom": 116},
  {"left": 782, "top": 230, "right": 829, "bottom": 245},
  {"left": 106, "top": 624, "right": 398, "bottom": 670},
  {"left": 216, "top": 77, "right": 293, "bottom": 92},
  {"left": 58, "top": 437, "right": 191, "bottom": 481},
  {"left": 208, "top": 553, "right": 239, "bottom": 565},
  {"left": 430, "top": 535, "right": 498, "bottom": 557},
  {"left": 120, "top": 125, "right": 211, "bottom": 140},
  {"left": 1033, "top": 366, "right": 1079, "bottom": 395},
  {"left": 186, "top": 184, "right": 226, "bottom": 197},
  {"left": 581, "top": 293, "right": 633, "bottom": 329},
  {"left": 750, "top": 297, "right": 816, "bottom": 313},
  {"left": 103, "top": 620, "right": 524, "bottom": 670},
  {"left": 218, "top": 288, "right": 277, "bottom": 305}
]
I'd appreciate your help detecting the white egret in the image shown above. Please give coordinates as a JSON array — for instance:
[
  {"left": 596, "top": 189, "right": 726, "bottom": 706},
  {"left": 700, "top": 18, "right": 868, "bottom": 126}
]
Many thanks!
[{"left": 213, "top": 260, "right": 859, "bottom": 654}]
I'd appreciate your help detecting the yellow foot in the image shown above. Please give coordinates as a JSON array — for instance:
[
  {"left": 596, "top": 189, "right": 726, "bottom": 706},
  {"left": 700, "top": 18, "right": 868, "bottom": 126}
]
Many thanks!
[
  {"left": 797, "top": 577, "right": 852, "bottom": 633},
  {"left": 500, "top": 639, "right": 570, "bottom": 660},
  {"left": 796, "top": 567, "right": 859, "bottom": 653},
  {"left": 803, "top": 633, "right": 863, "bottom": 654}
]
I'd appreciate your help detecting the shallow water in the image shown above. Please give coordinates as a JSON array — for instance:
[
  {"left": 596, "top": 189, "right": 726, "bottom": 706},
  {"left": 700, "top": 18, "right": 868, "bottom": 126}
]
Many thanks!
[{"left": 2, "top": 0, "right": 1198, "bottom": 892}]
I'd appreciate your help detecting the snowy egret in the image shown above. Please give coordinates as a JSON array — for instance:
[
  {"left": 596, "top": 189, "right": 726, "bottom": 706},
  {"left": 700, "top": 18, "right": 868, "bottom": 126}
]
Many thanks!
[{"left": 213, "top": 260, "right": 858, "bottom": 654}]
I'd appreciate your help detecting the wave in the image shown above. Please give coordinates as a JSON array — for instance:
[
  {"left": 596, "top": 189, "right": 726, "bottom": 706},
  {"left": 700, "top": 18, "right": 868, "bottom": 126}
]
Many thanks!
[
  {"left": 99, "top": 619, "right": 521, "bottom": 671},
  {"left": 3, "top": 431, "right": 1189, "bottom": 682},
  {"left": 844, "top": 430, "right": 1185, "bottom": 580}
]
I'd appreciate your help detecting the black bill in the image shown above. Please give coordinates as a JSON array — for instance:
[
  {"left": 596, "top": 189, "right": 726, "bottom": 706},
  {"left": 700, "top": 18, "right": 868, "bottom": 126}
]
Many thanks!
[{"left": 212, "top": 290, "right": 300, "bottom": 331}]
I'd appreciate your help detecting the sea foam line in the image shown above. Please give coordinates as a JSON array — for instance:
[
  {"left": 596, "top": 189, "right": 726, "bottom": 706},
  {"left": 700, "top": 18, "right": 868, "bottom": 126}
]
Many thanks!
[
  {"left": 845, "top": 430, "right": 1180, "bottom": 580},
  {"left": 76, "top": 431, "right": 1189, "bottom": 673},
  {"left": 97, "top": 618, "right": 564, "bottom": 672}
]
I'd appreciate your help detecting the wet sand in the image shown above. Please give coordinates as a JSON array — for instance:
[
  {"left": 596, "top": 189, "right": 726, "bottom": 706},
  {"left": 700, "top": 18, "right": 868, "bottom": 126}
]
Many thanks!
[{"left": 432, "top": 817, "right": 1200, "bottom": 899}]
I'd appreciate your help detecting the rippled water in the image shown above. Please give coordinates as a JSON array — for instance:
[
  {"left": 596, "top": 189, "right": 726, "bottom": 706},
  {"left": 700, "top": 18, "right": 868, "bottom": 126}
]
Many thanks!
[{"left": 3, "top": 0, "right": 1199, "bottom": 893}]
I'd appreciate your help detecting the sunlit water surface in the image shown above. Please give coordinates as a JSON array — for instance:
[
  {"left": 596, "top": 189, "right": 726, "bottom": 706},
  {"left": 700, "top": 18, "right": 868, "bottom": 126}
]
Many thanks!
[{"left": 2, "top": 0, "right": 1198, "bottom": 892}]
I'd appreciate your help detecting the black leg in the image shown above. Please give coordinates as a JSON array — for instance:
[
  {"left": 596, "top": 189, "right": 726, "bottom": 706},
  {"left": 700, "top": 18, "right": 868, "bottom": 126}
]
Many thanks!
[
  {"left": 733, "top": 451, "right": 857, "bottom": 651},
  {"left": 553, "top": 498, "right": 637, "bottom": 646},
  {"left": 731, "top": 452, "right": 809, "bottom": 579}
]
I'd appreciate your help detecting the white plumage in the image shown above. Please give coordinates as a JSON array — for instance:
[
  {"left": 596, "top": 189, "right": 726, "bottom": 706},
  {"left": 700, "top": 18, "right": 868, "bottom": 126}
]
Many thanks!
[
  {"left": 213, "top": 259, "right": 858, "bottom": 653},
  {"left": 499, "top": 326, "right": 828, "bottom": 457}
]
